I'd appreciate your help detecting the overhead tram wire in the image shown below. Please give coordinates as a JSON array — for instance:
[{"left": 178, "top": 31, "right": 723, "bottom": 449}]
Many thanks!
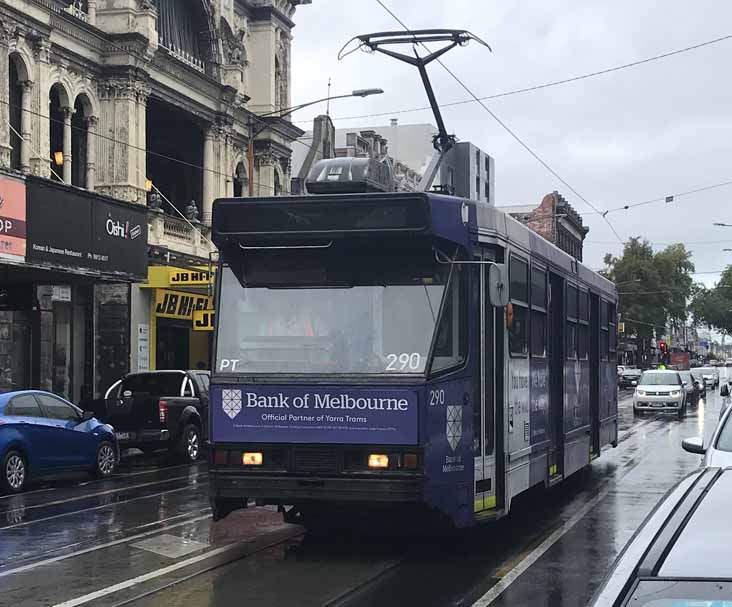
[
  {"left": 298, "top": 31, "right": 732, "bottom": 125},
  {"left": 373, "top": 0, "right": 625, "bottom": 244}
]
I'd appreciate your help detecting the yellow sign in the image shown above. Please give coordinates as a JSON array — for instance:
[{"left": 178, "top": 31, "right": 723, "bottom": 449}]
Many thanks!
[
  {"left": 169, "top": 268, "right": 215, "bottom": 286},
  {"left": 143, "top": 265, "right": 215, "bottom": 289},
  {"left": 618, "top": 322, "right": 625, "bottom": 334},
  {"left": 155, "top": 289, "right": 211, "bottom": 320},
  {"left": 193, "top": 309, "right": 215, "bottom": 331}
]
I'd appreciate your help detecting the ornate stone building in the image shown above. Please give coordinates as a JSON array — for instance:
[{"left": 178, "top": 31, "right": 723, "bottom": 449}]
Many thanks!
[
  {"left": 0, "top": 0, "right": 309, "bottom": 394},
  {"left": 0, "top": 0, "right": 308, "bottom": 255}
]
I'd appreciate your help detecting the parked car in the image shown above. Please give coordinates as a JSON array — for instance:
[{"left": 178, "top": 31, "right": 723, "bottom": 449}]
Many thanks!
[
  {"left": 633, "top": 370, "right": 686, "bottom": 418},
  {"left": 99, "top": 370, "right": 209, "bottom": 462},
  {"left": 697, "top": 366, "right": 720, "bottom": 388},
  {"left": 725, "top": 358, "right": 732, "bottom": 367},
  {"left": 590, "top": 467, "right": 732, "bottom": 606},
  {"left": 682, "top": 394, "right": 732, "bottom": 465},
  {"left": 0, "top": 390, "right": 117, "bottom": 493},
  {"left": 679, "top": 370, "right": 702, "bottom": 407},
  {"left": 618, "top": 366, "right": 642, "bottom": 389}
]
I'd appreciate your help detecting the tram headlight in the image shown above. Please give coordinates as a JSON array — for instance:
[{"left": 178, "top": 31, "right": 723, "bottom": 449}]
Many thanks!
[
  {"left": 242, "top": 452, "right": 263, "bottom": 466},
  {"left": 368, "top": 454, "right": 389, "bottom": 469}
]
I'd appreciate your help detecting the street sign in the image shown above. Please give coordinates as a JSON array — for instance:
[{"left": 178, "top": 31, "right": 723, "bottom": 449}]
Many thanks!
[{"left": 618, "top": 322, "right": 625, "bottom": 334}]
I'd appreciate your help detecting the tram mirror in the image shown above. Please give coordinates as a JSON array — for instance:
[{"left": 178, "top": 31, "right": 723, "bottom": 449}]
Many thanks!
[{"left": 488, "top": 263, "right": 509, "bottom": 307}]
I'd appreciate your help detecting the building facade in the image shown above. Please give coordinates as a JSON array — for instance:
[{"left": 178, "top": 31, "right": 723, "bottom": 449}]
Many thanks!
[
  {"left": 503, "top": 191, "right": 589, "bottom": 261},
  {"left": 0, "top": 0, "right": 308, "bottom": 397}
]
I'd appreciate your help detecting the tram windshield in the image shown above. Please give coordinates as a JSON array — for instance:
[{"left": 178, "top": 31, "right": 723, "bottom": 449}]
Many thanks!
[{"left": 215, "top": 245, "right": 465, "bottom": 375}]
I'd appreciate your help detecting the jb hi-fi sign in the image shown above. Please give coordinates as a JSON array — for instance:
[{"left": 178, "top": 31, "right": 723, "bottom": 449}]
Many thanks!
[{"left": 154, "top": 289, "right": 211, "bottom": 320}]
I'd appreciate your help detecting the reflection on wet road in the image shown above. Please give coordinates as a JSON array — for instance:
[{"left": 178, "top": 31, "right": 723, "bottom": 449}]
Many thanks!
[{"left": 2, "top": 383, "right": 724, "bottom": 607}]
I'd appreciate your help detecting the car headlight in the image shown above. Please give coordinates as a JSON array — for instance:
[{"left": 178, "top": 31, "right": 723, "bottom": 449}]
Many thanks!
[
  {"left": 636, "top": 389, "right": 646, "bottom": 396},
  {"left": 670, "top": 390, "right": 681, "bottom": 397}
]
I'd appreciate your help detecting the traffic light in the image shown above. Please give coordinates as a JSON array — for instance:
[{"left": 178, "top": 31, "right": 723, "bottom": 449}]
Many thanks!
[{"left": 659, "top": 340, "right": 667, "bottom": 355}]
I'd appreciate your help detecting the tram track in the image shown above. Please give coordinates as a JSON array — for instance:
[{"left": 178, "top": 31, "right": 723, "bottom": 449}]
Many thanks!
[{"left": 55, "top": 526, "right": 305, "bottom": 607}]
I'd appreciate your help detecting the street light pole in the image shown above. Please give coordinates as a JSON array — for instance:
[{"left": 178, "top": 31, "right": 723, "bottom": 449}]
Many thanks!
[{"left": 246, "top": 88, "right": 383, "bottom": 197}]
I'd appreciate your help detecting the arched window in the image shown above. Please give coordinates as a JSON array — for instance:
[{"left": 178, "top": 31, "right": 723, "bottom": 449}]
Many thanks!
[
  {"left": 71, "top": 97, "right": 89, "bottom": 188},
  {"left": 8, "top": 58, "right": 22, "bottom": 170},
  {"left": 233, "top": 162, "right": 247, "bottom": 197},
  {"left": 49, "top": 84, "right": 68, "bottom": 182},
  {"left": 274, "top": 169, "right": 281, "bottom": 196}
]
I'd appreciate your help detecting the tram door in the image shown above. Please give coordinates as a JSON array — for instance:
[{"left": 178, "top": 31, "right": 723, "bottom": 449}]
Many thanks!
[
  {"left": 474, "top": 261, "right": 504, "bottom": 515},
  {"left": 548, "top": 272, "right": 565, "bottom": 479}
]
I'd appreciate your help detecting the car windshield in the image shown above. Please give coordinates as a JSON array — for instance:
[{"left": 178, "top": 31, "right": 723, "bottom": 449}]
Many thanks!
[
  {"left": 215, "top": 245, "right": 463, "bottom": 375},
  {"left": 639, "top": 372, "right": 680, "bottom": 386},
  {"left": 698, "top": 367, "right": 715, "bottom": 374}
]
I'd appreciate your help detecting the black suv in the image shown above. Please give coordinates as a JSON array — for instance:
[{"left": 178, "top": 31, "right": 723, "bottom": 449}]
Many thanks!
[{"left": 591, "top": 467, "right": 732, "bottom": 606}]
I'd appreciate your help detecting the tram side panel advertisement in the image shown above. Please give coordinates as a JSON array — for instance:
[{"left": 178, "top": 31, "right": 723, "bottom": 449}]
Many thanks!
[
  {"left": 564, "top": 359, "right": 590, "bottom": 432},
  {"left": 529, "top": 359, "right": 548, "bottom": 445},
  {"left": 209, "top": 385, "right": 418, "bottom": 445}
]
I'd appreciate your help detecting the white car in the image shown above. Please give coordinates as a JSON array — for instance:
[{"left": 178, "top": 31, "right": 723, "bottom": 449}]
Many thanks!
[
  {"left": 682, "top": 390, "right": 732, "bottom": 466},
  {"left": 633, "top": 370, "right": 686, "bottom": 419},
  {"left": 697, "top": 366, "right": 720, "bottom": 388}
]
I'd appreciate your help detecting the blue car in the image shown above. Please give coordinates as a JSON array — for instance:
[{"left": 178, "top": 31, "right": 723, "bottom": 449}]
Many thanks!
[{"left": 0, "top": 391, "right": 118, "bottom": 493}]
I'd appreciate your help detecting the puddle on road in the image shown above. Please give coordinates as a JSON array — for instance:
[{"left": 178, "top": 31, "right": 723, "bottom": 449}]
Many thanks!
[{"left": 131, "top": 533, "right": 210, "bottom": 559}]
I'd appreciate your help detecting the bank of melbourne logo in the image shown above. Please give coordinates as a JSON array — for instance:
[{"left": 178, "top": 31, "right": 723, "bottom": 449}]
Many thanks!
[
  {"left": 222, "top": 389, "right": 242, "bottom": 419},
  {"left": 446, "top": 405, "right": 462, "bottom": 451}
]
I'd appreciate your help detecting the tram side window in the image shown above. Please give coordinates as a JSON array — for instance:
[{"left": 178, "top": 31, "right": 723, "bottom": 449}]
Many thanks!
[
  {"left": 509, "top": 255, "right": 529, "bottom": 357},
  {"left": 600, "top": 300, "right": 609, "bottom": 360},
  {"left": 566, "top": 284, "right": 578, "bottom": 360},
  {"left": 530, "top": 266, "right": 547, "bottom": 358},
  {"left": 578, "top": 290, "right": 589, "bottom": 360},
  {"left": 608, "top": 302, "right": 617, "bottom": 355}
]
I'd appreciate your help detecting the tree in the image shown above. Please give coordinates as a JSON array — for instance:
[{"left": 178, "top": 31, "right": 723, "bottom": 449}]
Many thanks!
[
  {"left": 603, "top": 238, "right": 695, "bottom": 339},
  {"left": 690, "top": 266, "right": 732, "bottom": 335}
]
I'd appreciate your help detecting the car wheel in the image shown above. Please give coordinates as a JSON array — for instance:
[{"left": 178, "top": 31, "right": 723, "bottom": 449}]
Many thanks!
[
  {"left": 93, "top": 441, "right": 117, "bottom": 478},
  {"left": 178, "top": 424, "right": 201, "bottom": 463},
  {"left": 2, "top": 451, "right": 26, "bottom": 493},
  {"left": 678, "top": 405, "right": 686, "bottom": 420},
  {"left": 633, "top": 407, "right": 640, "bottom": 417}
]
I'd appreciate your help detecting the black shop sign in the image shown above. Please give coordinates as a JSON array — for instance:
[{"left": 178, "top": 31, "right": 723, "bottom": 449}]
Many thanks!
[{"left": 26, "top": 179, "right": 147, "bottom": 279}]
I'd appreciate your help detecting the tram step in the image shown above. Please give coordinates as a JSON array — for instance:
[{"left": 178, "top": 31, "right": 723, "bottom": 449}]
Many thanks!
[{"left": 548, "top": 473, "right": 564, "bottom": 487}]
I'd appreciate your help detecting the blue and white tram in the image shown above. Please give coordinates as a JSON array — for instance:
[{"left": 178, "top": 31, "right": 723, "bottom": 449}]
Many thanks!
[{"left": 207, "top": 191, "right": 618, "bottom": 528}]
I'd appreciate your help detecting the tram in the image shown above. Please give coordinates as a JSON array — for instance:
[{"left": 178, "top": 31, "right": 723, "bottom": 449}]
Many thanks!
[{"left": 207, "top": 189, "right": 618, "bottom": 528}]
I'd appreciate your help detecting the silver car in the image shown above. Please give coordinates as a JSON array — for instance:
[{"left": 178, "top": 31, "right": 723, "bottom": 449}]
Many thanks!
[
  {"left": 633, "top": 370, "right": 686, "bottom": 419},
  {"left": 697, "top": 366, "right": 720, "bottom": 388},
  {"left": 682, "top": 390, "right": 732, "bottom": 466}
]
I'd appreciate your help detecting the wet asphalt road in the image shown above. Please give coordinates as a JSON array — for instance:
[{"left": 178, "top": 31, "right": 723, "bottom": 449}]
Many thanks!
[{"left": 0, "top": 378, "right": 724, "bottom": 607}]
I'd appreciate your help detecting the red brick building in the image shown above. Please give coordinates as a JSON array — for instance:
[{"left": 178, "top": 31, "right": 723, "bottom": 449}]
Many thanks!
[{"left": 504, "top": 191, "right": 589, "bottom": 261}]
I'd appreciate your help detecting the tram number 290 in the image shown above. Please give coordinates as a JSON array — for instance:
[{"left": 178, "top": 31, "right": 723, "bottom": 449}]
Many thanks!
[
  {"left": 385, "top": 352, "right": 421, "bottom": 371},
  {"left": 429, "top": 388, "right": 445, "bottom": 406}
]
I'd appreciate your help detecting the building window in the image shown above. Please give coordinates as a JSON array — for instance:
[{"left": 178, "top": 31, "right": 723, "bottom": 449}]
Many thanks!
[
  {"left": 154, "top": 0, "right": 208, "bottom": 71},
  {"left": 475, "top": 150, "right": 480, "bottom": 169},
  {"left": 475, "top": 176, "right": 480, "bottom": 199}
]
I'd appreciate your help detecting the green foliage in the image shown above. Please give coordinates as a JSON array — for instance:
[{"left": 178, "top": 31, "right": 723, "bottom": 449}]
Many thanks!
[
  {"left": 690, "top": 267, "right": 732, "bottom": 334},
  {"left": 604, "top": 237, "right": 695, "bottom": 338}
]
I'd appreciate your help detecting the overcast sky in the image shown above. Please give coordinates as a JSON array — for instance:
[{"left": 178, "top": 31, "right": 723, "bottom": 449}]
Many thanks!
[{"left": 290, "top": 0, "right": 732, "bottom": 284}]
